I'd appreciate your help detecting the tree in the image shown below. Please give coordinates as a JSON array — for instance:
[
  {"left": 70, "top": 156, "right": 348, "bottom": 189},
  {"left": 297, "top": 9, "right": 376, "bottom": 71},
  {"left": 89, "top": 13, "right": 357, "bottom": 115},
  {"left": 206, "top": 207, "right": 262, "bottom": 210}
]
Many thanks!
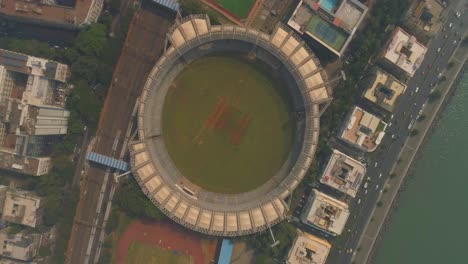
[
  {"left": 409, "top": 129, "right": 419, "bottom": 137},
  {"left": 105, "top": 209, "right": 120, "bottom": 234},
  {"left": 108, "top": 0, "right": 121, "bottom": 15},
  {"left": 71, "top": 56, "right": 100, "bottom": 83},
  {"left": 114, "top": 177, "right": 165, "bottom": 220},
  {"left": 417, "top": 114, "right": 426, "bottom": 122},
  {"left": 428, "top": 90, "right": 442, "bottom": 103},
  {"left": 75, "top": 23, "right": 107, "bottom": 57}
]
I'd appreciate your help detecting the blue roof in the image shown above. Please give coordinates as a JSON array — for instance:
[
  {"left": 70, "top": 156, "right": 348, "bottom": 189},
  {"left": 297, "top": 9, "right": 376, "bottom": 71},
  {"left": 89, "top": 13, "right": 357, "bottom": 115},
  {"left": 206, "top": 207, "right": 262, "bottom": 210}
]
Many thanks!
[
  {"left": 218, "top": 239, "right": 233, "bottom": 264},
  {"left": 151, "top": 0, "right": 180, "bottom": 11},
  {"left": 86, "top": 152, "right": 129, "bottom": 171}
]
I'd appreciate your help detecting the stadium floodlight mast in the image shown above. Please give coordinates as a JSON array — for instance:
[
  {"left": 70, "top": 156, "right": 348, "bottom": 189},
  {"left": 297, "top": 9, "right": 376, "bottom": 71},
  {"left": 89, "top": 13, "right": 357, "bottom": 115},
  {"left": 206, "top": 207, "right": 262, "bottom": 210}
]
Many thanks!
[
  {"left": 268, "top": 224, "right": 280, "bottom": 248},
  {"left": 114, "top": 170, "right": 132, "bottom": 183}
]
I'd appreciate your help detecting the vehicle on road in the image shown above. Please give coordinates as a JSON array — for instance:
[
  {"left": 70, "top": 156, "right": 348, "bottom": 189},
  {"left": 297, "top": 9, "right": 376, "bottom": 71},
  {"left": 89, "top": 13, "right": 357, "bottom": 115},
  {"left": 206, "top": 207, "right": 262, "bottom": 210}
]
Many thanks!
[
  {"left": 437, "top": 47, "right": 441, "bottom": 53},
  {"left": 375, "top": 185, "right": 379, "bottom": 190},
  {"left": 408, "top": 119, "right": 416, "bottom": 130},
  {"left": 415, "top": 86, "right": 420, "bottom": 93},
  {"left": 358, "top": 199, "right": 361, "bottom": 204},
  {"left": 379, "top": 173, "right": 382, "bottom": 178},
  {"left": 374, "top": 162, "right": 378, "bottom": 167},
  {"left": 364, "top": 182, "right": 369, "bottom": 189},
  {"left": 449, "top": 22, "right": 453, "bottom": 28}
]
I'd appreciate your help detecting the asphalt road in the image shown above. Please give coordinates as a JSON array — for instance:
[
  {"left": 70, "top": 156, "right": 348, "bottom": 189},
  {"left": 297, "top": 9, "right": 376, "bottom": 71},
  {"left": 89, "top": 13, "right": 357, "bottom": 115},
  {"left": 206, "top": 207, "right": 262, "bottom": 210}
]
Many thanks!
[
  {"left": 65, "top": 3, "right": 174, "bottom": 263},
  {"left": 328, "top": 1, "right": 467, "bottom": 263}
]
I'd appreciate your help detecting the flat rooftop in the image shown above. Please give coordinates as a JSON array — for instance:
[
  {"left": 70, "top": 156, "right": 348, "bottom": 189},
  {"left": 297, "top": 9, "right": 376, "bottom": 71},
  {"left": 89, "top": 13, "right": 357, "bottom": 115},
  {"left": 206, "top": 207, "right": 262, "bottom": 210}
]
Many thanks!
[
  {"left": 320, "top": 149, "right": 366, "bottom": 197},
  {"left": 383, "top": 27, "right": 427, "bottom": 76},
  {"left": 340, "top": 106, "right": 387, "bottom": 152},
  {"left": 0, "top": 0, "right": 102, "bottom": 27},
  {"left": 303, "top": 189, "right": 349, "bottom": 236},
  {"left": 363, "top": 67, "right": 407, "bottom": 112},
  {"left": 286, "top": 230, "right": 331, "bottom": 264},
  {"left": 287, "top": 0, "right": 368, "bottom": 56}
]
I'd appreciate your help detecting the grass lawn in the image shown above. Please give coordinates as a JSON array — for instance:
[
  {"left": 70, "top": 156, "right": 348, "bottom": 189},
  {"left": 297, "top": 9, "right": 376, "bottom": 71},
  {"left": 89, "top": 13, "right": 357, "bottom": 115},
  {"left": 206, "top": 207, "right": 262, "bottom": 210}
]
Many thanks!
[
  {"left": 163, "top": 56, "right": 293, "bottom": 193},
  {"left": 214, "top": 0, "right": 255, "bottom": 18},
  {"left": 126, "top": 242, "right": 193, "bottom": 264}
]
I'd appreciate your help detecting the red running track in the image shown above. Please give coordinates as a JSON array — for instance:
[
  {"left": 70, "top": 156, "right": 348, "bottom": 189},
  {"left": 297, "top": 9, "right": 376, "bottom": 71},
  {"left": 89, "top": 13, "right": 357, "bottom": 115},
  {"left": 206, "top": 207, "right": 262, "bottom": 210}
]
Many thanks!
[{"left": 115, "top": 220, "right": 207, "bottom": 264}]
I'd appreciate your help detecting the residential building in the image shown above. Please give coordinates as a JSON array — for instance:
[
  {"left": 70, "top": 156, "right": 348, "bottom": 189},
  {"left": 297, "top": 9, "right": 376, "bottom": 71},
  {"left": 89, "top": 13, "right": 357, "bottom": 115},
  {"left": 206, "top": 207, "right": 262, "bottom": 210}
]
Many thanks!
[
  {"left": 288, "top": 0, "right": 368, "bottom": 56},
  {"left": 0, "top": 0, "right": 104, "bottom": 29},
  {"left": 363, "top": 67, "right": 407, "bottom": 112},
  {"left": 320, "top": 149, "right": 366, "bottom": 197},
  {"left": 0, "top": 49, "right": 70, "bottom": 176},
  {"left": 382, "top": 27, "right": 427, "bottom": 76},
  {"left": 1, "top": 189, "right": 42, "bottom": 228},
  {"left": 302, "top": 190, "right": 350, "bottom": 236},
  {"left": 0, "top": 230, "right": 40, "bottom": 262},
  {"left": 286, "top": 230, "right": 331, "bottom": 264},
  {"left": 339, "top": 106, "right": 387, "bottom": 152}
]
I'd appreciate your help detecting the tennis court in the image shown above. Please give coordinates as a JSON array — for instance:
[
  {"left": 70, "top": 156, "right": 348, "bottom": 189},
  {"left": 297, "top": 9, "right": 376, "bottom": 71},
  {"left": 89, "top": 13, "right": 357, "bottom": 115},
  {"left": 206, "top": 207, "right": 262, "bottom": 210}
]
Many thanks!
[{"left": 306, "top": 14, "right": 348, "bottom": 52}]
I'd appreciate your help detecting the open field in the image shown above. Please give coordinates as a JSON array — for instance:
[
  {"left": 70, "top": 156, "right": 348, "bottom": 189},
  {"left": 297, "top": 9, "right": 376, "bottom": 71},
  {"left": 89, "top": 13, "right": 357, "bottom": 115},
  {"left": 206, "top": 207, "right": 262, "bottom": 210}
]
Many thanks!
[
  {"left": 214, "top": 0, "right": 254, "bottom": 18},
  {"left": 126, "top": 241, "right": 193, "bottom": 264},
  {"left": 163, "top": 56, "right": 293, "bottom": 193}
]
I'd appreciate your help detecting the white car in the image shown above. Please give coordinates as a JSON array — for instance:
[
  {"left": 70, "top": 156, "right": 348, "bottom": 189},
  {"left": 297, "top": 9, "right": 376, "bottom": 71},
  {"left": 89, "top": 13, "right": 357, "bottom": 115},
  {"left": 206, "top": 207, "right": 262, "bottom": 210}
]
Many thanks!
[
  {"left": 375, "top": 184, "right": 380, "bottom": 190},
  {"left": 379, "top": 173, "right": 383, "bottom": 178},
  {"left": 449, "top": 22, "right": 453, "bottom": 28},
  {"left": 358, "top": 199, "right": 361, "bottom": 204},
  {"left": 374, "top": 162, "right": 378, "bottom": 167},
  {"left": 415, "top": 87, "right": 420, "bottom": 93},
  {"left": 364, "top": 182, "right": 369, "bottom": 189},
  {"left": 437, "top": 47, "right": 441, "bottom": 53}
]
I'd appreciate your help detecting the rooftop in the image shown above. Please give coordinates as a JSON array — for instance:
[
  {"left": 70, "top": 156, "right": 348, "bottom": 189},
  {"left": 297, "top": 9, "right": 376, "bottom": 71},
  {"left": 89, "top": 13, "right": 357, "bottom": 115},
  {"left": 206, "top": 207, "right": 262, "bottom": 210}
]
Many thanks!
[
  {"left": 0, "top": 230, "right": 40, "bottom": 261},
  {"left": 0, "top": 49, "right": 69, "bottom": 176},
  {"left": 383, "top": 27, "right": 427, "bottom": 76},
  {"left": 0, "top": 0, "right": 103, "bottom": 28},
  {"left": 340, "top": 106, "right": 387, "bottom": 152},
  {"left": 363, "top": 67, "right": 407, "bottom": 112},
  {"left": 1, "top": 188, "right": 42, "bottom": 227},
  {"left": 303, "top": 189, "right": 350, "bottom": 236},
  {"left": 320, "top": 149, "right": 366, "bottom": 197},
  {"left": 286, "top": 230, "right": 331, "bottom": 264},
  {"left": 287, "top": 0, "right": 368, "bottom": 56}
]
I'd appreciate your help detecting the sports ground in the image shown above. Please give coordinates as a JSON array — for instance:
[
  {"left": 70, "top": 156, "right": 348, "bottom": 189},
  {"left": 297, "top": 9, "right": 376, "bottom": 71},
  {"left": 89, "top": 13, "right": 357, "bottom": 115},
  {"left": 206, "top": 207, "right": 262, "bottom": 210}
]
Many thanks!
[
  {"left": 306, "top": 14, "right": 348, "bottom": 52},
  {"left": 214, "top": 0, "right": 254, "bottom": 18},
  {"left": 126, "top": 242, "right": 193, "bottom": 264},
  {"left": 162, "top": 56, "right": 293, "bottom": 194},
  {"left": 115, "top": 219, "right": 217, "bottom": 264}
]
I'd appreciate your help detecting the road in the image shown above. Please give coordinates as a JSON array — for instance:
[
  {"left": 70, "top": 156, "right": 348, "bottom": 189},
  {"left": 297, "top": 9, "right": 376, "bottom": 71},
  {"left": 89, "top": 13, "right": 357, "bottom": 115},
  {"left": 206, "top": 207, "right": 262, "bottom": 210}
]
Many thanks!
[
  {"left": 65, "top": 3, "right": 175, "bottom": 263},
  {"left": 327, "top": 1, "right": 467, "bottom": 263}
]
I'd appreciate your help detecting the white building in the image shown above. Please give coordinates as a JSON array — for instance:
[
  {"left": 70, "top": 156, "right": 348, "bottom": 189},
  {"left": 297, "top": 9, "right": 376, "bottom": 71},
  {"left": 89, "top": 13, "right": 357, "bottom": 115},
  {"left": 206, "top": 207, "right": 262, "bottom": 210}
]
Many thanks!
[
  {"left": 0, "top": 230, "right": 40, "bottom": 262},
  {"left": 302, "top": 190, "right": 350, "bottom": 236},
  {"left": 320, "top": 149, "right": 366, "bottom": 197},
  {"left": 383, "top": 27, "right": 427, "bottom": 76},
  {"left": 286, "top": 230, "right": 331, "bottom": 264},
  {"left": 1, "top": 189, "right": 42, "bottom": 228},
  {"left": 340, "top": 106, "right": 387, "bottom": 152},
  {"left": 0, "top": 49, "right": 70, "bottom": 176}
]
